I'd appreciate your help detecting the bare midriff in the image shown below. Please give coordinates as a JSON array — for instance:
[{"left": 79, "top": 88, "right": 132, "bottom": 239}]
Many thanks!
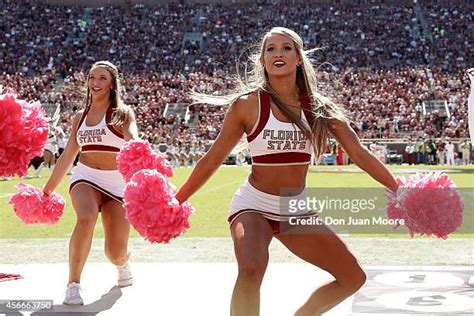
[
  {"left": 249, "top": 164, "right": 308, "bottom": 196},
  {"left": 79, "top": 152, "right": 118, "bottom": 170}
]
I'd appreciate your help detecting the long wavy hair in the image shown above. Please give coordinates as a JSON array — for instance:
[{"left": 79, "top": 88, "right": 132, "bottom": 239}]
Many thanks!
[
  {"left": 84, "top": 60, "right": 130, "bottom": 127},
  {"left": 192, "top": 27, "right": 348, "bottom": 157}
]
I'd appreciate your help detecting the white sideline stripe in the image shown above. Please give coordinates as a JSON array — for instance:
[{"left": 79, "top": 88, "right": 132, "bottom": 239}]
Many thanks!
[
  {"left": 1, "top": 181, "right": 240, "bottom": 198},
  {"left": 201, "top": 181, "right": 241, "bottom": 193}
]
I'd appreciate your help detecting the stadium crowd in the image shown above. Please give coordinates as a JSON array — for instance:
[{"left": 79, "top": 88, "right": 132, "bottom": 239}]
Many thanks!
[{"left": 1, "top": 0, "right": 472, "bottom": 166}]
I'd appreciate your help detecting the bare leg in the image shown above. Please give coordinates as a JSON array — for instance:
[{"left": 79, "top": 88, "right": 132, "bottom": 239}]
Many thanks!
[
  {"left": 49, "top": 153, "right": 56, "bottom": 169},
  {"left": 276, "top": 223, "right": 366, "bottom": 316},
  {"left": 101, "top": 199, "right": 131, "bottom": 266},
  {"left": 35, "top": 151, "right": 51, "bottom": 177},
  {"left": 230, "top": 213, "right": 274, "bottom": 316},
  {"left": 68, "top": 185, "right": 101, "bottom": 284}
]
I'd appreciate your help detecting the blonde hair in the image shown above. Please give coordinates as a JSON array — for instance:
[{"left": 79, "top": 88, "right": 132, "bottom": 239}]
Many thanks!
[
  {"left": 192, "top": 27, "right": 348, "bottom": 157},
  {"left": 84, "top": 60, "right": 130, "bottom": 127}
]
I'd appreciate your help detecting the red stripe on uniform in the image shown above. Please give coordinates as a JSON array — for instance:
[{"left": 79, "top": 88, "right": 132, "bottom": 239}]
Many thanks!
[
  {"left": 106, "top": 107, "right": 125, "bottom": 139},
  {"left": 252, "top": 152, "right": 311, "bottom": 164},
  {"left": 247, "top": 91, "right": 271, "bottom": 142},
  {"left": 77, "top": 106, "right": 91, "bottom": 130},
  {"left": 107, "top": 124, "right": 124, "bottom": 139},
  {"left": 69, "top": 179, "right": 123, "bottom": 203},
  {"left": 299, "top": 91, "right": 314, "bottom": 128},
  {"left": 82, "top": 145, "right": 120, "bottom": 152}
]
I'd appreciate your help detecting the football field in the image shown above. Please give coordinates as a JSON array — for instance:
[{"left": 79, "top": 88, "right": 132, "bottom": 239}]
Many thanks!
[
  {"left": 0, "top": 164, "right": 473, "bottom": 239},
  {"left": 1, "top": 165, "right": 473, "bottom": 315}
]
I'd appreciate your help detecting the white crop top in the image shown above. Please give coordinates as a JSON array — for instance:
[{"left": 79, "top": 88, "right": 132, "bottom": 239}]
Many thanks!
[
  {"left": 76, "top": 106, "right": 125, "bottom": 153},
  {"left": 246, "top": 91, "right": 313, "bottom": 166}
]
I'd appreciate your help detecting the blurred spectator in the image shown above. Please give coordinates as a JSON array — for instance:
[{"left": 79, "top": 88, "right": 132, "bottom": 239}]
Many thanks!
[{"left": 405, "top": 140, "right": 415, "bottom": 165}]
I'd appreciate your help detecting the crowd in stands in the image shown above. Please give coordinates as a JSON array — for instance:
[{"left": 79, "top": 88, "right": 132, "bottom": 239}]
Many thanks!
[
  {"left": 329, "top": 66, "right": 470, "bottom": 139},
  {"left": 1, "top": 0, "right": 472, "bottom": 166},
  {"left": 8, "top": 1, "right": 471, "bottom": 75},
  {"left": 422, "top": 0, "right": 472, "bottom": 73}
]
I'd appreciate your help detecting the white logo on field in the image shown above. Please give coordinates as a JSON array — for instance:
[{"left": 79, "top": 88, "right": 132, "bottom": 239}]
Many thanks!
[
  {"left": 373, "top": 272, "right": 464, "bottom": 288},
  {"left": 376, "top": 290, "right": 474, "bottom": 313}
]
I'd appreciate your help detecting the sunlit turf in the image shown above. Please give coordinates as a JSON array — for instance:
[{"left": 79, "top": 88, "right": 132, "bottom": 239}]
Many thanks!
[{"left": 1, "top": 164, "right": 472, "bottom": 238}]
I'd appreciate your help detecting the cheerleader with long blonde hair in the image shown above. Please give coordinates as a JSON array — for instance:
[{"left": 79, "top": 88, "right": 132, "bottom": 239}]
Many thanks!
[{"left": 176, "top": 27, "right": 399, "bottom": 315}]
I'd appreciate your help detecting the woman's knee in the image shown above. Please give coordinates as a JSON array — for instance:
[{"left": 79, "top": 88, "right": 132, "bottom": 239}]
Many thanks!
[
  {"left": 75, "top": 211, "right": 98, "bottom": 228},
  {"left": 237, "top": 258, "right": 267, "bottom": 283},
  {"left": 71, "top": 187, "right": 100, "bottom": 227},
  {"left": 234, "top": 242, "right": 268, "bottom": 283},
  {"left": 339, "top": 265, "right": 366, "bottom": 293},
  {"left": 104, "top": 244, "right": 128, "bottom": 264},
  {"left": 230, "top": 214, "right": 273, "bottom": 283}
]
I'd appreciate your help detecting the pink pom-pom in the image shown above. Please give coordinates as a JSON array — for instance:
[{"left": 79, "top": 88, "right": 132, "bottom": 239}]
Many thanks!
[
  {"left": 386, "top": 172, "right": 464, "bottom": 239},
  {"left": 117, "top": 140, "right": 156, "bottom": 181},
  {"left": 154, "top": 153, "right": 174, "bottom": 178},
  {"left": 117, "top": 140, "right": 173, "bottom": 182},
  {"left": 123, "top": 169, "right": 194, "bottom": 243},
  {"left": 0, "top": 93, "right": 49, "bottom": 177},
  {"left": 8, "top": 183, "right": 65, "bottom": 224}
]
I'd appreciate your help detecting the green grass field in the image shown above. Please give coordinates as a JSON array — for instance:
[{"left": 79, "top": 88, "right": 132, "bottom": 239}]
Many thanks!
[{"left": 1, "top": 165, "right": 473, "bottom": 239}]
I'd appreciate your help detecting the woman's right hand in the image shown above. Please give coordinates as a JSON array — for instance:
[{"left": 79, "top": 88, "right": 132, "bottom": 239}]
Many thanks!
[{"left": 42, "top": 185, "right": 52, "bottom": 196}]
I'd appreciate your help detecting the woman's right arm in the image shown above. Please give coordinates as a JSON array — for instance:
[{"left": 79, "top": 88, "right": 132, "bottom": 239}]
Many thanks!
[
  {"left": 175, "top": 97, "right": 250, "bottom": 203},
  {"left": 43, "top": 112, "right": 83, "bottom": 194}
]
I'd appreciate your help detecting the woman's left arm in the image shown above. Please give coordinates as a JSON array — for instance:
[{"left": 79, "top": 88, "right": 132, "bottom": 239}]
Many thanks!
[
  {"left": 328, "top": 119, "right": 398, "bottom": 192},
  {"left": 122, "top": 108, "right": 140, "bottom": 141}
]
